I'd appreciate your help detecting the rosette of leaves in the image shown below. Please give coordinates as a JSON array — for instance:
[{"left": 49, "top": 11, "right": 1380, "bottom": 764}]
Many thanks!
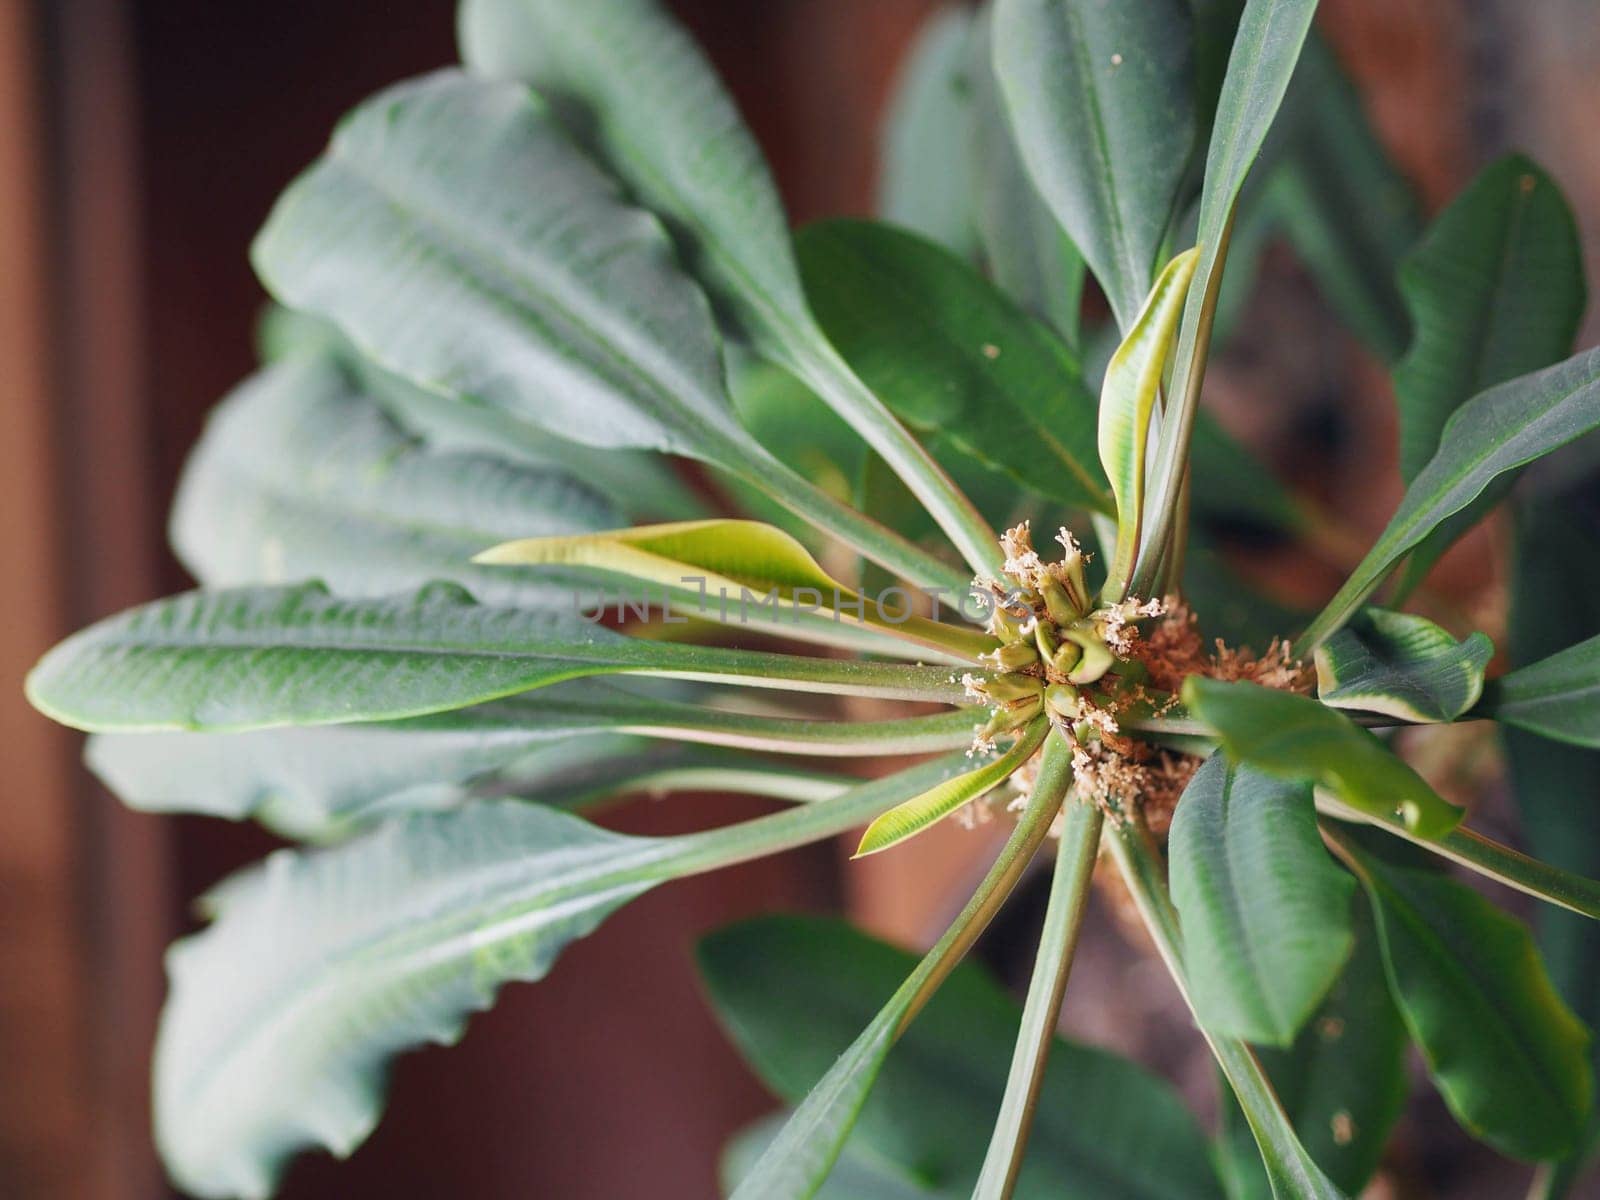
[{"left": 24, "top": 1, "right": 1600, "bottom": 1198}]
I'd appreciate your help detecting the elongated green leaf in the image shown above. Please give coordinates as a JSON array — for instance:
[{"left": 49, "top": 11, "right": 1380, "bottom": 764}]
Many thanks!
[
  {"left": 854, "top": 720, "right": 1048, "bottom": 858},
  {"left": 258, "top": 305, "right": 710, "bottom": 522},
  {"left": 1133, "top": 0, "right": 1320, "bottom": 595},
  {"left": 86, "top": 682, "right": 977, "bottom": 835},
  {"left": 1314, "top": 608, "right": 1492, "bottom": 723},
  {"left": 1182, "top": 677, "right": 1463, "bottom": 837},
  {"left": 1170, "top": 755, "right": 1354, "bottom": 1045},
  {"left": 1100, "top": 249, "right": 1200, "bottom": 597},
  {"left": 966, "top": 10, "right": 1086, "bottom": 344},
  {"left": 252, "top": 70, "right": 963, "bottom": 593},
  {"left": 879, "top": 5, "right": 978, "bottom": 255},
  {"left": 152, "top": 755, "right": 966, "bottom": 1198},
  {"left": 1300, "top": 344, "right": 1600, "bottom": 650},
  {"left": 702, "top": 914, "right": 1223, "bottom": 1200},
  {"left": 459, "top": 0, "right": 1004, "bottom": 579},
  {"left": 1506, "top": 494, "right": 1600, "bottom": 1194},
  {"left": 1105, "top": 822, "right": 1343, "bottom": 1200},
  {"left": 1217, "top": 902, "right": 1407, "bottom": 1198},
  {"left": 1334, "top": 832, "right": 1594, "bottom": 1162},
  {"left": 1395, "top": 155, "right": 1585, "bottom": 483},
  {"left": 1483, "top": 634, "right": 1600, "bottom": 748},
  {"left": 797, "top": 220, "right": 1109, "bottom": 516},
  {"left": 173, "top": 352, "right": 616, "bottom": 605},
  {"left": 1390, "top": 156, "right": 1586, "bottom": 594},
  {"left": 992, "top": 0, "right": 1194, "bottom": 331},
  {"left": 477, "top": 519, "right": 995, "bottom": 661},
  {"left": 723, "top": 1116, "right": 950, "bottom": 1200},
  {"left": 974, "top": 800, "right": 1103, "bottom": 1198},
  {"left": 26, "top": 582, "right": 975, "bottom": 733}
]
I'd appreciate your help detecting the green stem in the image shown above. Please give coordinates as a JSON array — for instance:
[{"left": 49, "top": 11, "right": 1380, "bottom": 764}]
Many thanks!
[
  {"left": 789, "top": 338, "right": 1006, "bottom": 581},
  {"left": 1315, "top": 793, "right": 1600, "bottom": 920},
  {"left": 975, "top": 777, "right": 1102, "bottom": 1200},
  {"left": 638, "top": 646, "right": 979, "bottom": 704},
  {"left": 734, "top": 452, "right": 974, "bottom": 595},
  {"left": 893, "top": 738, "right": 1071, "bottom": 1029},
  {"left": 608, "top": 703, "right": 982, "bottom": 759},
  {"left": 1106, "top": 820, "right": 1343, "bottom": 1200}
]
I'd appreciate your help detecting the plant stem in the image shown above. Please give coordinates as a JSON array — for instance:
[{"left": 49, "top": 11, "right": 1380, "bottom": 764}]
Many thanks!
[
  {"left": 1106, "top": 819, "right": 1342, "bottom": 1199},
  {"left": 790, "top": 338, "right": 1007, "bottom": 581},
  {"left": 894, "top": 733, "right": 1071, "bottom": 1029},
  {"left": 1315, "top": 793, "right": 1600, "bottom": 920},
  {"left": 734, "top": 452, "right": 975, "bottom": 595},
  {"left": 975, "top": 785, "right": 1102, "bottom": 1200}
]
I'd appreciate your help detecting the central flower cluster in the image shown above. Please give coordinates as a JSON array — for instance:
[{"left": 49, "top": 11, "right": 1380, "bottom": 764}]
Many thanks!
[{"left": 964, "top": 523, "right": 1162, "bottom": 750}]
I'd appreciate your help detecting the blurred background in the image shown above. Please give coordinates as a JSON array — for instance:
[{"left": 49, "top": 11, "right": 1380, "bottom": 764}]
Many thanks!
[{"left": 1, "top": 1, "right": 1597, "bottom": 1197}]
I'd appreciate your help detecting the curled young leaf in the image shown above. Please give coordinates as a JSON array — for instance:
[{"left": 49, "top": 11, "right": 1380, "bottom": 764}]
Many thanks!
[
  {"left": 1315, "top": 608, "right": 1493, "bottom": 724},
  {"left": 1099, "top": 248, "right": 1200, "bottom": 598}
]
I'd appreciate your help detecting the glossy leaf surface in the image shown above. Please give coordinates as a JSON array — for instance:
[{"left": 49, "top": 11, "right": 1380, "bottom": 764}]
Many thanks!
[
  {"left": 1183, "top": 677, "right": 1463, "bottom": 837},
  {"left": 1169, "top": 755, "right": 1354, "bottom": 1045}
]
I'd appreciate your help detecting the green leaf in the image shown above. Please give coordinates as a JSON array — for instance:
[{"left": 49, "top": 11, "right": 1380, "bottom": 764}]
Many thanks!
[
  {"left": 701, "top": 915, "right": 1223, "bottom": 1200},
  {"left": 172, "top": 352, "right": 617, "bottom": 605},
  {"left": 458, "top": 0, "right": 1005, "bottom": 579},
  {"left": 966, "top": 9, "right": 1086, "bottom": 344},
  {"left": 1388, "top": 156, "right": 1586, "bottom": 595},
  {"left": 796, "top": 219, "right": 1110, "bottom": 516},
  {"left": 1394, "top": 155, "right": 1586, "bottom": 483},
  {"left": 1505, "top": 494, "right": 1600, "bottom": 1193},
  {"left": 252, "top": 70, "right": 963, "bottom": 593},
  {"left": 1099, "top": 248, "right": 1200, "bottom": 597},
  {"left": 1181, "top": 677, "right": 1463, "bottom": 838},
  {"left": 1133, "top": 0, "right": 1320, "bottom": 595},
  {"left": 1314, "top": 608, "right": 1493, "bottom": 723},
  {"left": 1334, "top": 831, "right": 1594, "bottom": 1161},
  {"left": 26, "top": 582, "right": 974, "bottom": 733},
  {"left": 258, "top": 305, "right": 710, "bottom": 523},
  {"left": 1217, "top": 902, "right": 1407, "bottom": 1198},
  {"left": 1104, "top": 821, "right": 1343, "bottom": 1200},
  {"left": 878, "top": 5, "right": 978, "bottom": 255},
  {"left": 1483, "top": 634, "right": 1600, "bottom": 749},
  {"left": 477, "top": 518, "right": 996, "bottom": 661},
  {"left": 85, "top": 681, "right": 979, "bottom": 836},
  {"left": 1299, "top": 344, "right": 1600, "bottom": 650},
  {"left": 1169, "top": 755, "right": 1355, "bottom": 1045},
  {"left": 150, "top": 755, "right": 967, "bottom": 1197},
  {"left": 723, "top": 1116, "right": 949, "bottom": 1200},
  {"left": 992, "top": 0, "right": 1195, "bottom": 331},
  {"left": 853, "top": 720, "right": 1048, "bottom": 858}
]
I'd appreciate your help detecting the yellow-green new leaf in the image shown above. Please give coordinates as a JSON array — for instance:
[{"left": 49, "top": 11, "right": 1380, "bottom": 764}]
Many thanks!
[
  {"left": 1099, "top": 249, "right": 1200, "bottom": 600},
  {"left": 477, "top": 520, "right": 996, "bottom": 662},
  {"left": 854, "top": 720, "right": 1049, "bottom": 858}
]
